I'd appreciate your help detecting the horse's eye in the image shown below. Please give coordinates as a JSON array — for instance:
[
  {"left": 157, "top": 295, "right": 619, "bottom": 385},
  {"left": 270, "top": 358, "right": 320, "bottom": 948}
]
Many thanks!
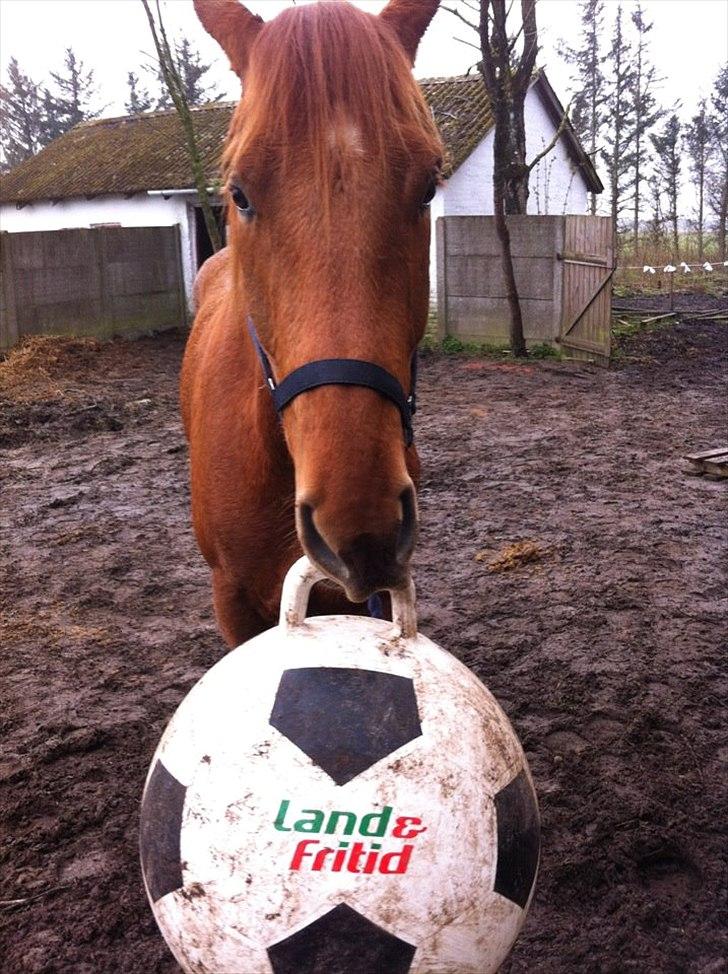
[
  {"left": 230, "top": 184, "right": 255, "bottom": 218},
  {"left": 421, "top": 179, "right": 437, "bottom": 210}
]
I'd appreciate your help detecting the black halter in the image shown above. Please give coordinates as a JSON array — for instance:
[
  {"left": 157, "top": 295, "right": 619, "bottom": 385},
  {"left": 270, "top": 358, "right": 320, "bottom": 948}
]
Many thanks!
[{"left": 247, "top": 316, "right": 418, "bottom": 446}]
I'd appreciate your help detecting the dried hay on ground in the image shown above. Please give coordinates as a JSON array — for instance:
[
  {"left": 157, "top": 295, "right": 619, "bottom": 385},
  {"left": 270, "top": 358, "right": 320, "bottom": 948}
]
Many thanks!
[
  {"left": 0, "top": 335, "right": 102, "bottom": 401},
  {"left": 478, "top": 540, "right": 550, "bottom": 572}
]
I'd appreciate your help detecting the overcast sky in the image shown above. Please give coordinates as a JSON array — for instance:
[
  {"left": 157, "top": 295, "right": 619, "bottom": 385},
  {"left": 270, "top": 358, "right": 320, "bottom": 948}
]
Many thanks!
[{"left": 1, "top": 0, "right": 726, "bottom": 122}]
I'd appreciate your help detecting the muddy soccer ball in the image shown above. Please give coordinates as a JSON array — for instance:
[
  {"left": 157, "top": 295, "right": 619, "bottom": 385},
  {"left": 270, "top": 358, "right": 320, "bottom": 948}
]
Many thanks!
[{"left": 140, "top": 558, "right": 539, "bottom": 974}]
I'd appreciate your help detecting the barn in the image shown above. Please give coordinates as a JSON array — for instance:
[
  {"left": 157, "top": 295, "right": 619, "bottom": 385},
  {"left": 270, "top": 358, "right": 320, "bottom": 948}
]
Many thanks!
[{"left": 0, "top": 71, "right": 601, "bottom": 306}]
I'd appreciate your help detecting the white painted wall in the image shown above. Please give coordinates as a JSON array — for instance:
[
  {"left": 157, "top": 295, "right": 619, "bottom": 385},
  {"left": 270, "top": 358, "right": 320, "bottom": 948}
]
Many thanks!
[
  {"left": 428, "top": 85, "right": 590, "bottom": 295},
  {"left": 0, "top": 191, "right": 199, "bottom": 303}
]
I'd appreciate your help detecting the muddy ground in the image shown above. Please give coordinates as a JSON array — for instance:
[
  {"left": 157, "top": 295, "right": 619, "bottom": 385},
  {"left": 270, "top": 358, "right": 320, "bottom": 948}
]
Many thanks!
[{"left": 1, "top": 303, "right": 726, "bottom": 973}]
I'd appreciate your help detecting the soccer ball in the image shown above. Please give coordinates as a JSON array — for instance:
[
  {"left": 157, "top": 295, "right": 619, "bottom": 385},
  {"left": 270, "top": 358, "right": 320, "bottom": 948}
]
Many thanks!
[{"left": 140, "top": 558, "right": 539, "bottom": 974}]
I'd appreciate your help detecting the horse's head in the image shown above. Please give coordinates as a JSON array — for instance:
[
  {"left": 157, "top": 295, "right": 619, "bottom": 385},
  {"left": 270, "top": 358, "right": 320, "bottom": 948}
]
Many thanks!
[{"left": 195, "top": 0, "right": 442, "bottom": 602}]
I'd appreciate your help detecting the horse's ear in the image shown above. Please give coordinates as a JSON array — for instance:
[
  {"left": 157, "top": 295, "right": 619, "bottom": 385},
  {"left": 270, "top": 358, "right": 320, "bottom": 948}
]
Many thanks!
[
  {"left": 194, "top": 0, "right": 264, "bottom": 80},
  {"left": 379, "top": 0, "right": 440, "bottom": 65}
]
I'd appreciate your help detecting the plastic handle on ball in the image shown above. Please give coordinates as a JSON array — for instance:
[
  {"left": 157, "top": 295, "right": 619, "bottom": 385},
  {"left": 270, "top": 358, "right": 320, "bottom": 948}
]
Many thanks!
[{"left": 279, "top": 556, "right": 418, "bottom": 639}]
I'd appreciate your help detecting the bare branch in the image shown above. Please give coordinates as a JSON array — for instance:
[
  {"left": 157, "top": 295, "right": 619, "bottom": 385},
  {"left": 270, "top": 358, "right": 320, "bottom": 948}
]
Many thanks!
[
  {"left": 441, "top": 4, "right": 478, "bottom": 33},
  {"left": 453, "top": 35, "right": 483, "bottom": 53},
  {"left": 527, "top": 100, "right": 573, "bottom": 172},
  {"left": 507, "top": 22, "right": 525, "bottom": 54}
]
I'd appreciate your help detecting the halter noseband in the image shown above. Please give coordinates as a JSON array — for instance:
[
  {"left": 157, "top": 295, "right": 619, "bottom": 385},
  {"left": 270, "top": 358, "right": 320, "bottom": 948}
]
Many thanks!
[{"left": 247, "top": 316, "right": 418, "bottom": 446}]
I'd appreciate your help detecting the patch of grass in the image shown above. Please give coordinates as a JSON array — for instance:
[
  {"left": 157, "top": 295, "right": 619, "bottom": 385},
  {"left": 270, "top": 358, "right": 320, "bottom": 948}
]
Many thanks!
[
  {"left": 611, "top": 312, "right": 676, "bottom": 342},
  {"left": 420, "top": 333, "right": 512, "bottom": 358},
  {"left": 421, "top": 334, "right": 561, "bottom": 361},
  {"left": 529, "top": 342, "right": 560, "bottom": 360},
  {"left": 441, "top": 334, "right": 467, "bottom": 354}
]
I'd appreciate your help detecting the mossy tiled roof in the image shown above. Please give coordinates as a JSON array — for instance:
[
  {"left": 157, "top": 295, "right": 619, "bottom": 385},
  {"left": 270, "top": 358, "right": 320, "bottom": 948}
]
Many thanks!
[
  {"left": 0, "top": 103, "right": 232, "bottom": 205},
  {"left": 0, "top": 72, "right": 601, "bottom": 205},
  {"left": 420, "top": 74, "right": 494, "bottom": 175}
]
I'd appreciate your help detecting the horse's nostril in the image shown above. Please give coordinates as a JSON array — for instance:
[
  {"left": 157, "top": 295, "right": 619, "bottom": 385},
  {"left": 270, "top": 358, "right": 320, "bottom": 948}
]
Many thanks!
[{"left": 297, "top": 503, "right": 347, "bottom": 582}]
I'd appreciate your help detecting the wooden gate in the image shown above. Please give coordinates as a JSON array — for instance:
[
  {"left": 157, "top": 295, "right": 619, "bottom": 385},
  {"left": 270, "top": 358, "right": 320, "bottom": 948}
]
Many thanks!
[{"left": 558, "top": 215, "right": 614, "bottom": 366}]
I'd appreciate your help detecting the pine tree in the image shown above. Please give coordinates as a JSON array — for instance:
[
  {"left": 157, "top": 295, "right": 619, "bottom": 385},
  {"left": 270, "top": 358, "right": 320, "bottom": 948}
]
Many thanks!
[
  {"left": 0, "top": 58, "right": 45, "bottom": 169},
  {"left": 707, "top": 64, "right": 728, "bottom": 261},
  {"left": 650, "top": 114, "right": 681, "bottom": 259},
  {"left": 145, "top": 36, "right": 221, "bottom": 110},
  {"left": 601, "top": 5, "right": 635, "bottom": 237},
  {"left": 39, "top": 86, "right": 66, "bottom": 143},
  {"left": 685, "top": 100, "right": 712, "bottom": 261},
  {"left": 175, "top": 38, "right": 223, "bottom": 106},
  {"left": 629, "top": 4, "right": 664, "bottom": 254},
  {"left": 125, "top": 71, "right": 154, "bottom": 115},
  {"left": 48, "top": 47, "right": 101, "bottom": 133},
  {"left": 558, "top": 0, "right": 607, "bottom": 215}
]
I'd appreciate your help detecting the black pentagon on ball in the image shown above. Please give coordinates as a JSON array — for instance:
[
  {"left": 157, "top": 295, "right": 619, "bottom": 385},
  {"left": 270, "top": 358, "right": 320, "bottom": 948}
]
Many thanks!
[
  {"left": 267, "top": 902, "right": 416, "bottom": 974},
  {"left": 493, "top": 768, "right": 540, "bottom": 908},
  {"left": 270, "top": 667, "right": 422, "bottom": 785},
  {"left": 139, "top": 759, "right": 186, "bottom": 903}
]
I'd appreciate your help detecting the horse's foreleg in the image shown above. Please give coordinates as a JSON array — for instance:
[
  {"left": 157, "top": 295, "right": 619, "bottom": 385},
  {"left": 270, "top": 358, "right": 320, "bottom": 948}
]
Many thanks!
[{"left": 212, "top": 570, "right": 268, "bottom": 648}]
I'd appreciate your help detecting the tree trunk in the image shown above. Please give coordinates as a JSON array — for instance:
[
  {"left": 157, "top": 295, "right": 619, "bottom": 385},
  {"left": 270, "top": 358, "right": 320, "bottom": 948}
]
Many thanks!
[
  {"left": 493, "top": 170, "right": 527, "bottom": 357},
  {"left": 632, "top": 43, "right": 642, "bottom": 254},
  {"left": 671, "top": 209, "right": 679, "bottom": 260},
  {"left": 633, "top": 148, "right": 641, "bottom": 256},
  {"left": 476, "top": 0, "right": 536, "bottom": 358},
  {"left": 589, "top": 40, "right": 598, "bottom": 217},
  {"left": 502, "top": 97, "right": 530, "bottom": 215}
]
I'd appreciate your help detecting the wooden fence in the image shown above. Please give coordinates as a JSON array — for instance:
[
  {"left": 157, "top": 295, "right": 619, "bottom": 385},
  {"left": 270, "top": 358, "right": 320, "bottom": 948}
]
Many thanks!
[
  {"left": 0, "top": 225, "right": 187, "bottom": 350},
  {"left": 436, "top": 214, "right": 614, "bottom": 365}
]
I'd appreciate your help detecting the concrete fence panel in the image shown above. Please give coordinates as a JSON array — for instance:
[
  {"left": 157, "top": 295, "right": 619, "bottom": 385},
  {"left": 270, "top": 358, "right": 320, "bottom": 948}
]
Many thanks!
[{"left": 0, "top": 225, "right": 186, "bottom": 350}]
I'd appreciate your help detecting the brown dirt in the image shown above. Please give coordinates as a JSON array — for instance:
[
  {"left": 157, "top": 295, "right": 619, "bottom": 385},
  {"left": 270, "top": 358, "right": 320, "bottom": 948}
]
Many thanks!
[{"left": 1, "top": 318, "right": 726, "bottom": 973}]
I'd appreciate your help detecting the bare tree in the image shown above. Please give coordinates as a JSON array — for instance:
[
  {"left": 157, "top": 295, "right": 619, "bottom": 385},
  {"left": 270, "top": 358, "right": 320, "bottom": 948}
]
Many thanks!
[
  {"left": 140, "top": 0, "right": 222, "bottom": 253},
  {"left": 478, "top": 1, "right": 539, "bottom": 356},
  {"left": 444, "top": 0, "right": 539, "bottom": 356}
]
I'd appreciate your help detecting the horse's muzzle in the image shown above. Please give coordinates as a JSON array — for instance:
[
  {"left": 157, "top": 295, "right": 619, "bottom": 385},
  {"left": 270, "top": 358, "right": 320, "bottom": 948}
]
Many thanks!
[{"left": 297, "top": 484, "right": 418, "bottom": 602}]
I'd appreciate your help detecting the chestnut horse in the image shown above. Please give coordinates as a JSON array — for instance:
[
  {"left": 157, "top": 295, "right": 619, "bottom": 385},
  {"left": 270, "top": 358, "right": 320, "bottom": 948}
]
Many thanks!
[{"left": 183, "top": 0, "right": 442, "bottom": 646}]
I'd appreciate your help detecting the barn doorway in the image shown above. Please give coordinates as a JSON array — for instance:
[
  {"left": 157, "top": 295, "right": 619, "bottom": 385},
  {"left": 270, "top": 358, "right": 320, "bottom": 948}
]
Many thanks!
[{"left": 194, "top": 204, "right": 226, "bottom": 269}]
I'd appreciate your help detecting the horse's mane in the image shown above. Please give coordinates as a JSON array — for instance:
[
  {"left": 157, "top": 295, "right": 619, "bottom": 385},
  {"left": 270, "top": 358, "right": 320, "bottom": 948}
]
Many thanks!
[{"left": 222, "top": 2, "right": 442, "bottom": 198}]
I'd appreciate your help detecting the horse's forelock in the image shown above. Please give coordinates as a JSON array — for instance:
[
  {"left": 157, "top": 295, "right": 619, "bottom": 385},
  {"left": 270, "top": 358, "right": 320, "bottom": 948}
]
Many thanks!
[{"left": 221, "top": 3, "right": 442, "bottom": 203}]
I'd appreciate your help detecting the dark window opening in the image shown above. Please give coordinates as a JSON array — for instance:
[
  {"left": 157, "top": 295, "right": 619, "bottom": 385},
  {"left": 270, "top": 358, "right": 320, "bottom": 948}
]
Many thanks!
[{"left": 194, "top": 205, "right": 226, "bottom": 269}]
